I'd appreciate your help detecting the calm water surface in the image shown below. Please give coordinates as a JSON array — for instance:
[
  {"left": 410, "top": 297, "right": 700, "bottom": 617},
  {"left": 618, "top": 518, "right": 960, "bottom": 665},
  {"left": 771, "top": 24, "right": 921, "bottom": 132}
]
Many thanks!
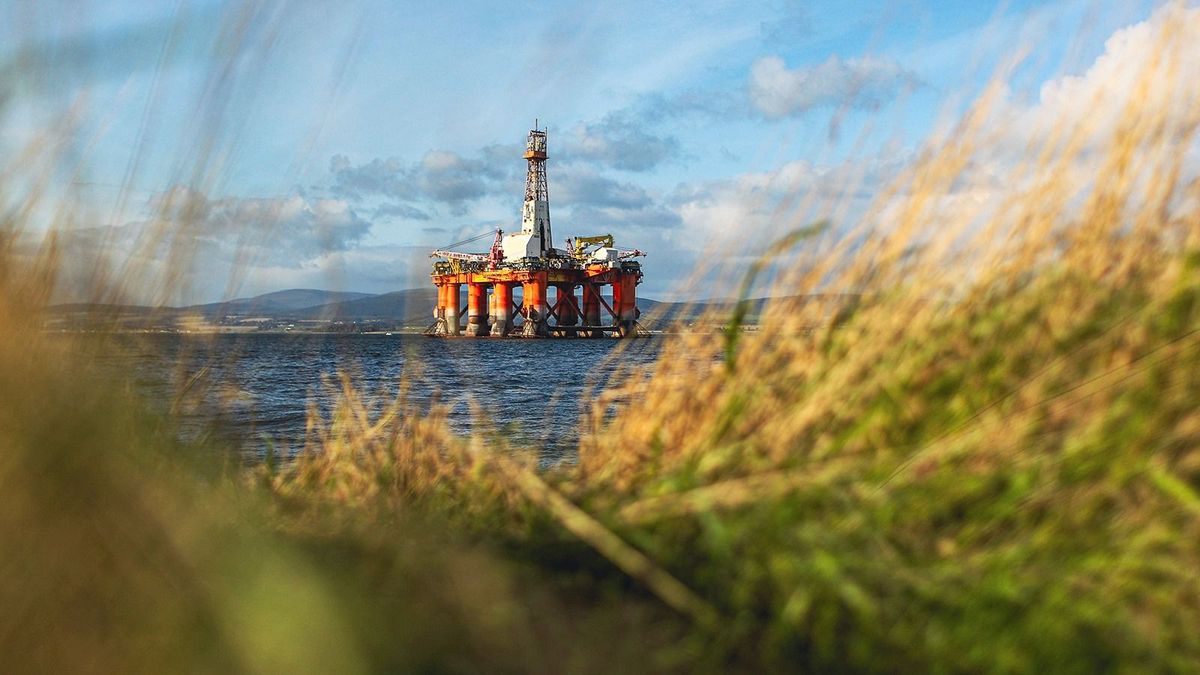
[{"left": 95, "top": 333, "right": 662, "bottom": 464}]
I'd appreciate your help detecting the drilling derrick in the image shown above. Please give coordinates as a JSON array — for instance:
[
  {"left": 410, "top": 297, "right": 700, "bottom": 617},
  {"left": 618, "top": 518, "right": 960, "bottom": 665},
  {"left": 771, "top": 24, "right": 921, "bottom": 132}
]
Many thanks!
[
  {"left": 502, "top": 125, "right": 554, "bottom": 261},
  {"left": 428, "top": 121, "right": 646, "bottom": 338},
  {"left": 523, "top": 128, "right": 551, "bottom": 253}
]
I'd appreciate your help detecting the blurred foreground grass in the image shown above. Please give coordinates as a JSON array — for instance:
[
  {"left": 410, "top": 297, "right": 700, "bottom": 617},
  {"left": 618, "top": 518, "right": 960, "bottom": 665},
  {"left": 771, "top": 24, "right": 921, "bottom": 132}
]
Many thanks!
[
  {"left": 4, "top": 3, "right": 1200, "bottom": 673},
  {"left": 0, "top": 311, "right": 688, "bottom": 672}
]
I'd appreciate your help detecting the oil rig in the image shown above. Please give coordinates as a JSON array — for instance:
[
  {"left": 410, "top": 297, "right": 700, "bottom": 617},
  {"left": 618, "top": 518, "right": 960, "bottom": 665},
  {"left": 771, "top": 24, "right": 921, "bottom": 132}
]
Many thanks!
[{"left": 428, "top": 123, "right": 645, "bottom": 337}]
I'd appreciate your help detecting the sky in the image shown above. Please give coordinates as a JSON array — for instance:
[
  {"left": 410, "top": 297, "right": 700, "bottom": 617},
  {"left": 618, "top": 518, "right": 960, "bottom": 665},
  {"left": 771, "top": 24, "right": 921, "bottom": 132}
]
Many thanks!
[{"left": 0, "top": 0, "right": 1186, "bottom": 303}]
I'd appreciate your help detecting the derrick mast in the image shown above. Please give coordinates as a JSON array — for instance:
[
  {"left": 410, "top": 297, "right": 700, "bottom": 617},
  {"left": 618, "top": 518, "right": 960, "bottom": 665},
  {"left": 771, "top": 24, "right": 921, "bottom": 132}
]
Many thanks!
[
  {"left": 523, "top": 127, "right": 551, "bottom": 248},
  {"left": 502, "top": 124, "right": 555, "bottom": 260}
]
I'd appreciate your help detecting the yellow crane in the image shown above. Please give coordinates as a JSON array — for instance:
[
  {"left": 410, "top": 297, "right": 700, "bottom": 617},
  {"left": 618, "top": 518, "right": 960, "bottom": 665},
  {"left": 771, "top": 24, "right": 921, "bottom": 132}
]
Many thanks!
[{"left": 569, "top": 234, "right": 614, "bottom": 259}]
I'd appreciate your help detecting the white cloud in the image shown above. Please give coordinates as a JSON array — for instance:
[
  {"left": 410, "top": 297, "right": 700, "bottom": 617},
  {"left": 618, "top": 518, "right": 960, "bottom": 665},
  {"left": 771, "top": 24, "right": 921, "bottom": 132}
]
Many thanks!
[
  {"left": 676, "top": 1, "right": 1200, "bottom": 276},
  {"left": 909, "top": 3, "right": 1200, "bottom": 236},
  {"left": 988, "top": 3, "right": 1200, "bottom": 156},
  {"left": 555, "top": 168, "right": 653, "bottom": 210},
  {"left": 152, "top": 188, "right": 372, "bottom": 262},
  {"left": 229, "top": 244, "right": 431, "bottom": 299},
  {"left": 36, "top": 188, "right": 377, "bottom": 304},
  {"left": 560, "top": 113, "right": 681, "bottom": 172},
  {"left": 748, "top": 55, "right": 920, "bottom": 118},
  {"left": 672, "top": 156, "right": 906, "bottom": 253},
  {"left": 328, "top": 145, "right": 519, "bottom": 216}
]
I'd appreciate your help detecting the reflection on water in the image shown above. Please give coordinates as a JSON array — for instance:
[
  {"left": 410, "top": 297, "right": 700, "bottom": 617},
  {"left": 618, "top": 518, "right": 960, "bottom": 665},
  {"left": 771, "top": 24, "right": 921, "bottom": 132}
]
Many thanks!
[{"left": 88, "top": 333, "right": 661, "bottom": 464}]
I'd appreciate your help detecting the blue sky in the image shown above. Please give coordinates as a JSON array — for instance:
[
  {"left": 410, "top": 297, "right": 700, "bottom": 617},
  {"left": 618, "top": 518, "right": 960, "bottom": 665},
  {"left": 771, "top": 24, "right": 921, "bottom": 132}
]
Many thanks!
[{"left": 0, "top": 0, "right": 1174, "bottom": 302}]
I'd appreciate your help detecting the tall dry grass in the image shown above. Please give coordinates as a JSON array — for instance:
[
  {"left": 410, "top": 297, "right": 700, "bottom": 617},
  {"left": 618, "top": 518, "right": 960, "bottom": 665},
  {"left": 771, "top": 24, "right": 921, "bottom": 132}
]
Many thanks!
[
  {"left": 0, "top": 7, "right": 685, "bottom": 673},
  {"left": 274, "top": 5, "right": 1200, "bottom": 671},
  {"left": 4, "top": 1, "right": 1200, "bottom": 672}
]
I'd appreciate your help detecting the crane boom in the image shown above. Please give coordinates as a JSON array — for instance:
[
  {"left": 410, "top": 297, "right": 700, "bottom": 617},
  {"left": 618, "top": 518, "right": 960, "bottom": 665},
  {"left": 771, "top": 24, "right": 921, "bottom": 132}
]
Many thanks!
[
  {"left": 430, "top": 250, "right": 487, "bottom": 261},
  {"left": 569, "top": 234, "right": 614, "bottom": 259},
  {"left": 431, "top": 229, "right": 505, "bottom": 268}
]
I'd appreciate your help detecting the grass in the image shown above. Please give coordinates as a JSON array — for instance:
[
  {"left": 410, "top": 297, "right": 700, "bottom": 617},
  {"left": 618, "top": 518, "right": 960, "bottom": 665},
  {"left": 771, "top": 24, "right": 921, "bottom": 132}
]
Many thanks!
[{"left": 4, "top": 3, "right": 1200, "bottom": 672}]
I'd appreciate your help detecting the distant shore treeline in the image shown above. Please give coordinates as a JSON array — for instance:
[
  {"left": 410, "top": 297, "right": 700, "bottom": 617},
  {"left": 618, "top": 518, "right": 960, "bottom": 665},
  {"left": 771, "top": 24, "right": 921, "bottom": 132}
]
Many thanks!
[{"left": 45, "top": 287, "right": 858, "bottom": 331}]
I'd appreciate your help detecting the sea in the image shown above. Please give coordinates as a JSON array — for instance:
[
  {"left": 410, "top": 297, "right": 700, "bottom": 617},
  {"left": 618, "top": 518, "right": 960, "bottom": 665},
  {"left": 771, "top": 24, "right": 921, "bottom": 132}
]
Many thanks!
[{"left": 92, "top": 333, "right": 663, "bottom": 465}]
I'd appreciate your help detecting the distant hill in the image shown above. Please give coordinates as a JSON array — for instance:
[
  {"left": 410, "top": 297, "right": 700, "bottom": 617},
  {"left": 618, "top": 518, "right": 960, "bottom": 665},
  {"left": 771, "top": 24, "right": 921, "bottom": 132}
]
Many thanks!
[
  {"left": 634, "top": 295, "right": 861, "bottom": 328},
  {"left": 292, "top": 288, "right": 439, "bottom": 323},
  {"left": 186, "top": 289, "right": 375, "bottom": 316},
  {"left": 633, "top": 297, "right": 755, "bottom": 326},
  {"left": 48, "top": 288, "right": 853, "bottom": 329}
]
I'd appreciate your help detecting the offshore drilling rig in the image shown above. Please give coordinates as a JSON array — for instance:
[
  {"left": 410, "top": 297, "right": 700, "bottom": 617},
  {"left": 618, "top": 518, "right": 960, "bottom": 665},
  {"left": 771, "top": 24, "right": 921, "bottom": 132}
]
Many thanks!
[{"left": 428, "top": 123, "right": 645, "bottom": 337}]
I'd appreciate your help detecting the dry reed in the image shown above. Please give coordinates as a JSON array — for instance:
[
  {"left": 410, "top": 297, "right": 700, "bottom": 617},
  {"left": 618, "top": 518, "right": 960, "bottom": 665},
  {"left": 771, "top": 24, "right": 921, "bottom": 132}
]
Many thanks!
[{"left": 4, "top": 2, "right": 1200, "bottom": 672}]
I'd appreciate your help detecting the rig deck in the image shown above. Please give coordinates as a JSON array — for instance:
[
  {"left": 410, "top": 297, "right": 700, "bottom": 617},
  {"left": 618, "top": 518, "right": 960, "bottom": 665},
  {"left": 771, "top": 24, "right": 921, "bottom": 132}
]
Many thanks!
[{"left": 429, "top": 261, "right": 641, "bottom": 338}]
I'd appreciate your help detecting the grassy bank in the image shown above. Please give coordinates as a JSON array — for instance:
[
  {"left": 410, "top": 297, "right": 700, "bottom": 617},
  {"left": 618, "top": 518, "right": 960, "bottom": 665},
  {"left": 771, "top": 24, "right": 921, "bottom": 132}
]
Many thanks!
[
  {"left": 4, "top": 4, "right": 1200, "bottom": 673},
  {"left": 257, "top": 10, "right": 1200, "bottom": 668}
]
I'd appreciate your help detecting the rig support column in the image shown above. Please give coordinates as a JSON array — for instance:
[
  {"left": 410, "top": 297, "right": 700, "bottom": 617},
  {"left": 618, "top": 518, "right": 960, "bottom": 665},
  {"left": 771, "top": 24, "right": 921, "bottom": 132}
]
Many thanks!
[
  {"left": 432, "top": 283, "right": 448, "bottom": 334},
  {"left": 467, "top": 282, "right": 487, "bottom": 336},
  {"left": 555, "top": 284, "right": 578, "bottom": 328},
  {"left": 490, "top": 282, "right": 512, "bottom": 336},
  {"left": 612, "top": 273, "right": 637, "bottom": 337},
  {"left": 582, "top": 283, "right": 601, "bottom": 338},
  {"left": 521, "top": 273, "right": 549, "bottom": 337},
  {"left": 445, "top": 283, "right": 462, "bottom": 336}
]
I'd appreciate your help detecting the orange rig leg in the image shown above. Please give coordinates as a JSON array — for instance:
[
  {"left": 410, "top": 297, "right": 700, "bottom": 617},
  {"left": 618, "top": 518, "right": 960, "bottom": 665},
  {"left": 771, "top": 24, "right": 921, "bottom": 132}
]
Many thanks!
[
  {"left": 612, "top": 273, "right": 638, "bottom": 337},
  {"left": 490, "top": 282, "right": 512, "bottom": 336},
  {"left": 444, "top": 283, "right": 461, "bottom": 336},
  {"left": 467, "top": 282, "right": 488, "bottom": 336},
  {"left": 521, "top": 274, "right": 549, "bottom": 337}
]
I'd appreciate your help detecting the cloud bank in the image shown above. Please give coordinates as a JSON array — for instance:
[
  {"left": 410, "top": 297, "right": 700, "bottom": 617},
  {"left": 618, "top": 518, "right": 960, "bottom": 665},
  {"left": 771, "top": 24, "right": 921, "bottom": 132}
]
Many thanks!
[
  {"left": 559, "top": 112, "right": 681, "bottom": 172},
  {"left": 329, "top": 145, "right": 519, "bottom": 216},
  {"left": 40, "top": 3, "right": 1198, "bottom": 305},
  {"left": 748, "top": 55, "right": 921, "bottom": 118}
]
